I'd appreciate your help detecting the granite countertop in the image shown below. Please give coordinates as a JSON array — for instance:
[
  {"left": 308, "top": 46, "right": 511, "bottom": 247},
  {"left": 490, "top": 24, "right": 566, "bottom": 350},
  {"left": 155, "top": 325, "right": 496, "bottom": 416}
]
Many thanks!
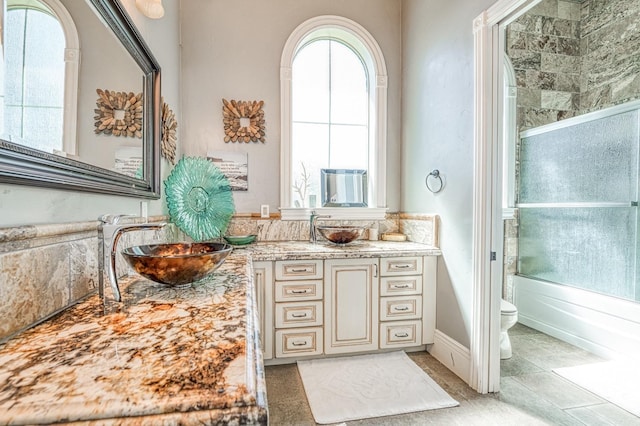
[
  {"left": 238, "top": 240, "right": 441, "bottom": 261},
  {"left": 0, "top": 240, "right": 439, "bottom": 425},
  {"left": 0, "top": 252, "right": 267, "bottom": 425}
]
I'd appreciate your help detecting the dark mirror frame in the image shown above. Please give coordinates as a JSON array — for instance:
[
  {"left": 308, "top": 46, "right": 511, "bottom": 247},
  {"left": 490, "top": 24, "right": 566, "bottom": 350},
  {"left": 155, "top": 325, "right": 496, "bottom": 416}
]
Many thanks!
[{"left": 0, "top": 0, "right": 161, "bottom": 198}]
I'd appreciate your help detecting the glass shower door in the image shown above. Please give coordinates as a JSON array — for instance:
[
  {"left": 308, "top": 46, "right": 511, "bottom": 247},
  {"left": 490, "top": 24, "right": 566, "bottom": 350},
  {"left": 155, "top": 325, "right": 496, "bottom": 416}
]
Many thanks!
[{"left": 517, "top": 109, "right": 640, "bottom": 302}]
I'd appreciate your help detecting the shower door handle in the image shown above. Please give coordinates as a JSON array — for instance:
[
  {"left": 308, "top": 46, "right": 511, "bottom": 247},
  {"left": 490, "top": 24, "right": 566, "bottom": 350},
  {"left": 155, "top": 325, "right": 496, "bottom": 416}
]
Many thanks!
[{"left": 632, "top": 201, "right": 638, "bottom": 206}]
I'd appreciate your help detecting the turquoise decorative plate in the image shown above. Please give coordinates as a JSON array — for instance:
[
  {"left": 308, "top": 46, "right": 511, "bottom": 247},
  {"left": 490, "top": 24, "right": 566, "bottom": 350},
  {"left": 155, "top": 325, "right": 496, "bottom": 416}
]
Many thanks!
[
  {"left": 165, "top": 157, "right": 235, "bottom": 242},
  {"left": 224, "top": 234, "right": 257, "bottom": 246}
]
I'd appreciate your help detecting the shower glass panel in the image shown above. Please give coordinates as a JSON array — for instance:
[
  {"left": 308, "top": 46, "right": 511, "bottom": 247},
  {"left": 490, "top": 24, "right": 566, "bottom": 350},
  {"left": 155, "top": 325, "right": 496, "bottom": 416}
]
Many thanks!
[
  {"left": 519, "top": 207, "right": 637, "bottom": 300},
  {"left": 518, "top": 108, "right": 640, "bottom": 302}
]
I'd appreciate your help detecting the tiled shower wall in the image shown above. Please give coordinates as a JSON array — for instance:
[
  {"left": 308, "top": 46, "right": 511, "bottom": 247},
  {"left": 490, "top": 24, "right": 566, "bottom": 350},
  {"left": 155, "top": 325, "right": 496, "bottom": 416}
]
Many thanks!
[
  {"left": 506, "top": 0, "right": 640, "bottom": 131},
  {"left": 507, "top": 0, "right": 582, "bottom": 130},
  {"left": 0, "top": 213, "right": 437, "bottom": 341}
]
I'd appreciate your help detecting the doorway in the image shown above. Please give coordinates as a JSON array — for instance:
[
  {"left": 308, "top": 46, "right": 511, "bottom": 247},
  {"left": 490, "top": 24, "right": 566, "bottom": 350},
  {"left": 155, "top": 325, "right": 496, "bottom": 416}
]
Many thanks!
[
  {"left": 472, "top": 0, "right": 640, "bottom": 393},
  {"left": 501, "top": 0, "right": 640, "bottom": 361}
]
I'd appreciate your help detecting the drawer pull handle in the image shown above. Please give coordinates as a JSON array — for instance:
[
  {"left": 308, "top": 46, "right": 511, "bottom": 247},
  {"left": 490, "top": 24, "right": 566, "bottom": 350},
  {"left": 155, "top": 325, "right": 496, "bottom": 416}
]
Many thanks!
[
  {"left": 290, "top": 268, "right": 310, "bottom": 273},
  {"left": 291, "top": 313, "right": 308, "bottom": 318},
  {"left": 291, "top": 341, "right": 308, "bottom": 347},
  {"left": 394, "top": 332, "right": 409, "bottom": 338},
  {"left": 290, "top": 289, "right": 310, "bottom": 294},
  {"left": 392, "top": 264, "right": 411, "bottom": 269},
  {"left": 394, "top": 306, "right": 410, "bottom": 311},
  {"left": 392, "top": 284, "right": 410, "bottom": 289}
]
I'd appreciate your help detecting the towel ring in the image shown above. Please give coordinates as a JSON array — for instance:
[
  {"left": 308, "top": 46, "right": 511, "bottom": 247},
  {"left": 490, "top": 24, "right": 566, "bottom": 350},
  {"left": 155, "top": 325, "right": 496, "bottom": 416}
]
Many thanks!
[{"left": 425, "top": 170, "right": 444, "bottom": 193}]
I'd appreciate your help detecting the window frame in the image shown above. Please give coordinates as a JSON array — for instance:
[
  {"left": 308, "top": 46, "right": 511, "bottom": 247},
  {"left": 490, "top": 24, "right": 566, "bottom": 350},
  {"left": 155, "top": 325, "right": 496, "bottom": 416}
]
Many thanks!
[
  {"left": 5, "top": 0, "right": 79, "bottom": 157},
  {"left": 280, "top": 15, "right": 387, "bottom": 220}
]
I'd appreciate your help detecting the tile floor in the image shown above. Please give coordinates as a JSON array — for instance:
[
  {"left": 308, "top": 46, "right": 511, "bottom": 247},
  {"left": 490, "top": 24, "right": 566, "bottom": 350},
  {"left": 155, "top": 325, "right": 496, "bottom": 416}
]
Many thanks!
[{"left": 265, "top": 323, "right": 640, "bottom": 425}]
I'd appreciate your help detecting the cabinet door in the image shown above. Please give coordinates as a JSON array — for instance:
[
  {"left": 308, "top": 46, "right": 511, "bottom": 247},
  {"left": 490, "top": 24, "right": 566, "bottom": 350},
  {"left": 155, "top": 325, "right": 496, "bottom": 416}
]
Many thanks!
[
  {"left": 253, "top": 261, "right": 273, "bottom": 360},
  {"left": 324, "top": 258, "right": 379, "bottom": 354}
]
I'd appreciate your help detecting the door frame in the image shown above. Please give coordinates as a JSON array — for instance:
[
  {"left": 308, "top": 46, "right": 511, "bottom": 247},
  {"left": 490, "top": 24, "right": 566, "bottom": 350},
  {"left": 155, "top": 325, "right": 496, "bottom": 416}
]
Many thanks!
[{"left": 471, "top": 0, "right": 536, "bottom": 393}]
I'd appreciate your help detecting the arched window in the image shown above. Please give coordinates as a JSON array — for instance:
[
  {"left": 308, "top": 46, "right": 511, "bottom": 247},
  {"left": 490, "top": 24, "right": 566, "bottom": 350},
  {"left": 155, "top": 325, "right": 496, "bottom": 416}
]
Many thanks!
[
  {"left": 280, "top": 16, "right": 387, "bottom": 220},
  {"left": 1, "top": 0, "right": 79, "bottom": 156}
]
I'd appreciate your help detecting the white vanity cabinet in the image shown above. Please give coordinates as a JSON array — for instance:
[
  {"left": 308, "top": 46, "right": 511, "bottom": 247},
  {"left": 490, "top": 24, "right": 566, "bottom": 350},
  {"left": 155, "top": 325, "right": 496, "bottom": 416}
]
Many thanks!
[
  {"left": 273, "top": 260, "right": 324, "bottom": 358},
  {"left": 324, "top": 258, "right": 379, "bottom": 354},
  {"left": 258, "top": 250, "right": 437, "bottom": 364},
  {"left": 253, "top": 261, "right": 274, "bottom": 360},
  {"left": 378, "top": 256, "right": 424, "bottom": 349}
]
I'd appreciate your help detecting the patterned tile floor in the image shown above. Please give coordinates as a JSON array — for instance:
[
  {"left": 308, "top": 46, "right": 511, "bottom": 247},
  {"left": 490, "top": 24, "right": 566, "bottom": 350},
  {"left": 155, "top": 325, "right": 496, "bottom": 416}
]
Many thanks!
[{"left": 265, "top": 323, "right": 640, "bottom": 425}]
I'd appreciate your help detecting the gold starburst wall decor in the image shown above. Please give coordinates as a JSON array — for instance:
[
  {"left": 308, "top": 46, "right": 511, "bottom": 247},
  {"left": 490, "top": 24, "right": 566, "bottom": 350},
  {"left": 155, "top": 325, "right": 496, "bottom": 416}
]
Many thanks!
[
  {"left": 161, "top": 99, "right": 177, "bottom": 164},
  {"left": 94, "top": 89, "right": 143, "bottom": 138},
  {"left": 222, "top": 99, "right": 265, "bottom": 143}
]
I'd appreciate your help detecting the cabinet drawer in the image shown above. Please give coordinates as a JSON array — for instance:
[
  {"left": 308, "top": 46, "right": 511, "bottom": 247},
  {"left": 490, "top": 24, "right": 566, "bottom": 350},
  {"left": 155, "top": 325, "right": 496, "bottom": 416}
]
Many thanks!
[
  {"left": 380, "top": 320, "right": 422, "bottom": 348},
  {"left": 275, "top": 280, "right": 322, "bottom": 302},
  {"left": 275, "top": 301, "right": 323, "bottom": 328},
  {"left": 380, "top": 295, "right": 422, "bottom": 321},
  {"left": 380, "top": 257, "right": 423, "bottom": 276},
  {"left": 275, "top": 327, "right": 323, "bottom": 358},
  {"left": 275, "top": 260, "right": 323, "bottom": 280},
  {"left": 380, "top": 276, "right": 422, "bottom": 296}
]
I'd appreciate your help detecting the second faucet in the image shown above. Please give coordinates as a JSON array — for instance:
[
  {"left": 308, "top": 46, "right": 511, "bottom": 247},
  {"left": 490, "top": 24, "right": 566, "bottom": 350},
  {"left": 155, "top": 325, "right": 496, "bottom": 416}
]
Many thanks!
[{"left": 309, "top": 210, "right": 331, "bottom": 243}]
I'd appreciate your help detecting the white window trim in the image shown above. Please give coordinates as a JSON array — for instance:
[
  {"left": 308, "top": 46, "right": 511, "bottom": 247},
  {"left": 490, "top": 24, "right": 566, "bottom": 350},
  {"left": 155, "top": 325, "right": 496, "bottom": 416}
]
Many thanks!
[
  {"left": 502, "top": 55, "right": 517, "bottom": 220},
  {"left": 9, "top": 0, "right": 80, "bottom": 156},
  {"left": 279, "top": 15, "right": 388, "bottom": 220}
]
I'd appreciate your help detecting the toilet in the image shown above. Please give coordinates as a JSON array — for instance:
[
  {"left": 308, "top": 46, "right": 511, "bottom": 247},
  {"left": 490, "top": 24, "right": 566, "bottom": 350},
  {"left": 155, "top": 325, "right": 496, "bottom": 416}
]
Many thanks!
[{"left": 500, "top": 299, "right": 518, "bottom": 359}]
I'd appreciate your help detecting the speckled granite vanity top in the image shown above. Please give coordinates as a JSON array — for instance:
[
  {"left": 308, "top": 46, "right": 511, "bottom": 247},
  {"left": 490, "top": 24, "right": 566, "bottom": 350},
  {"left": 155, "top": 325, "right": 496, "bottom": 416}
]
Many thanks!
[
  {"left": 0, "top": 252, "right": 267, "bottom": 425},
  {"left": 0, "top": 240, "right": 438, "bottom": 425},
  {"left": 243, "top": 240, "right": 441, "bottom": 260}
]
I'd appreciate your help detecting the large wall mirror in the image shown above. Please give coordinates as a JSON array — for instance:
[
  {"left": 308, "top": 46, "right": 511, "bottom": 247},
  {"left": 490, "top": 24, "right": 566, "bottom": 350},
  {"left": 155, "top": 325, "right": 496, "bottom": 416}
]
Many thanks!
[{"left": 0, "top": 0, "right": 161, "bottom": 198}]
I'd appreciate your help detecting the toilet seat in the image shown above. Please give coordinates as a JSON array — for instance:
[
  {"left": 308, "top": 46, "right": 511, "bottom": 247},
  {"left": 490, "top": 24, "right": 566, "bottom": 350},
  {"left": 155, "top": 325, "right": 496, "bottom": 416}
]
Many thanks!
[{"left": 501, "top": 299, "right": 517, "bottom": 314}]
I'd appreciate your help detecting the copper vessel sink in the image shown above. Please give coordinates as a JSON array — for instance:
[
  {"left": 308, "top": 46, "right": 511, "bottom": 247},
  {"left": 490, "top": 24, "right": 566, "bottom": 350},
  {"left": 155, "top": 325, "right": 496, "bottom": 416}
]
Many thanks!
[
  {"left": 316, "top": 225, "right": 365, "bottom": 245},
  {"left": 122, "top": 242, "right": 232, "bottom": 286}
]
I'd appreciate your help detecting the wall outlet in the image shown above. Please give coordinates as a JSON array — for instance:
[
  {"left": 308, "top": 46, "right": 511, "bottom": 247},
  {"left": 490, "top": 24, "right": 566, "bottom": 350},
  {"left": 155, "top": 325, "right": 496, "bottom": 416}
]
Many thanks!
[
  {"left": 260, "top": 204, "right": 269, "bottom": 218},
  {"left": 140, "top": 201, "right": 148, "bottom": 219}
]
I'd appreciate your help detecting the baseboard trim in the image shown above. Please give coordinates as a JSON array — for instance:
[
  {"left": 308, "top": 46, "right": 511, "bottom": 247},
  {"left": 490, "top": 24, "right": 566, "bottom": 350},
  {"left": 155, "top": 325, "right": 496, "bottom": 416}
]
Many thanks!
[{"left": 428, "top": 329, "right": 471, "bottom": 384}]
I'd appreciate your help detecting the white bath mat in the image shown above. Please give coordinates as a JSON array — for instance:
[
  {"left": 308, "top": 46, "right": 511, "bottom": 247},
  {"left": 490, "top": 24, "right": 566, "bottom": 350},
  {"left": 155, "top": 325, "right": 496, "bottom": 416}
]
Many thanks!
[
  {"left": 554, "top": 361, "right": 640, "bottom": 418},
  {"left": 297, "top": 351, "right": 459, "bottom": 424}
]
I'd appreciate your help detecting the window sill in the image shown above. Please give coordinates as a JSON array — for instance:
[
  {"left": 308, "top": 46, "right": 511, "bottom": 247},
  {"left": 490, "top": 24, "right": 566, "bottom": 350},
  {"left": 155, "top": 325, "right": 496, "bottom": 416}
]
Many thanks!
[{"left": 279, "top": 207, "right": 388, "bottom": 221}]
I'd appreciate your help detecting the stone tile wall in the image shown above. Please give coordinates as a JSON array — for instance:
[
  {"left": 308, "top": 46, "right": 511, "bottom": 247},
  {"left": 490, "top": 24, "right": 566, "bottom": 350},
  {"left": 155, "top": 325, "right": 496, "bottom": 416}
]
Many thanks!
[
  {"left": 579, "top": 0, "right": 640, "bottom": 112},
  {"left": 507, "top": 0, "right": 640, "bottom": 130},
  {"left": 506, "top": 0, "right": 582, "bottom": 130},
  {"left": 0, "top": 212, "right": 438, "bottom": 341},
  {"left": 503, "top": 215, "right": 519, "bottom": 303}
]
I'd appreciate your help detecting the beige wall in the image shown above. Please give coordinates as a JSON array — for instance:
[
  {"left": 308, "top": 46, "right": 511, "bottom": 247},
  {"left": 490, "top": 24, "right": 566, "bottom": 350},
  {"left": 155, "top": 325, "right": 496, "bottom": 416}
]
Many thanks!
[
  {"left": 401, "top": 0, "right": 496, "bottom": 348},
  {"left": 179, "top": 0, "right": 402, "bottom": 214}
]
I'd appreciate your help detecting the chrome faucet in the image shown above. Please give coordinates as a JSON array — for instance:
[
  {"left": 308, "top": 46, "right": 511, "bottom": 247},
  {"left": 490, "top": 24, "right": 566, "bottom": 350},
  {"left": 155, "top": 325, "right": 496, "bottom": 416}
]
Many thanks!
[
  {"left": 98, "top": 214, "right": 167, "bottom": 302},
  {"left": 309, "top": 210, "right": 331, "bottom": 243}
]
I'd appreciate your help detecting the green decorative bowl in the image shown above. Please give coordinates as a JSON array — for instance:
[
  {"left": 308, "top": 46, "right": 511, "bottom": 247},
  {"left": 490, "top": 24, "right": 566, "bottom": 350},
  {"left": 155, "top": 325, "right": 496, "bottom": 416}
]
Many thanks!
[{"left": 224, "top": 234, "right": 257, "bottom": 246}]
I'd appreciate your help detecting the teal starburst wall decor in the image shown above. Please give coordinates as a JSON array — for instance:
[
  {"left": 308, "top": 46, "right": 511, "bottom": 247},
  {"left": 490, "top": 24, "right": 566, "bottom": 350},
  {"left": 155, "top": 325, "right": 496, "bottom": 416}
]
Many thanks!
[{"left": 165, "top": 156, "right": 235, "bottom": 241}]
